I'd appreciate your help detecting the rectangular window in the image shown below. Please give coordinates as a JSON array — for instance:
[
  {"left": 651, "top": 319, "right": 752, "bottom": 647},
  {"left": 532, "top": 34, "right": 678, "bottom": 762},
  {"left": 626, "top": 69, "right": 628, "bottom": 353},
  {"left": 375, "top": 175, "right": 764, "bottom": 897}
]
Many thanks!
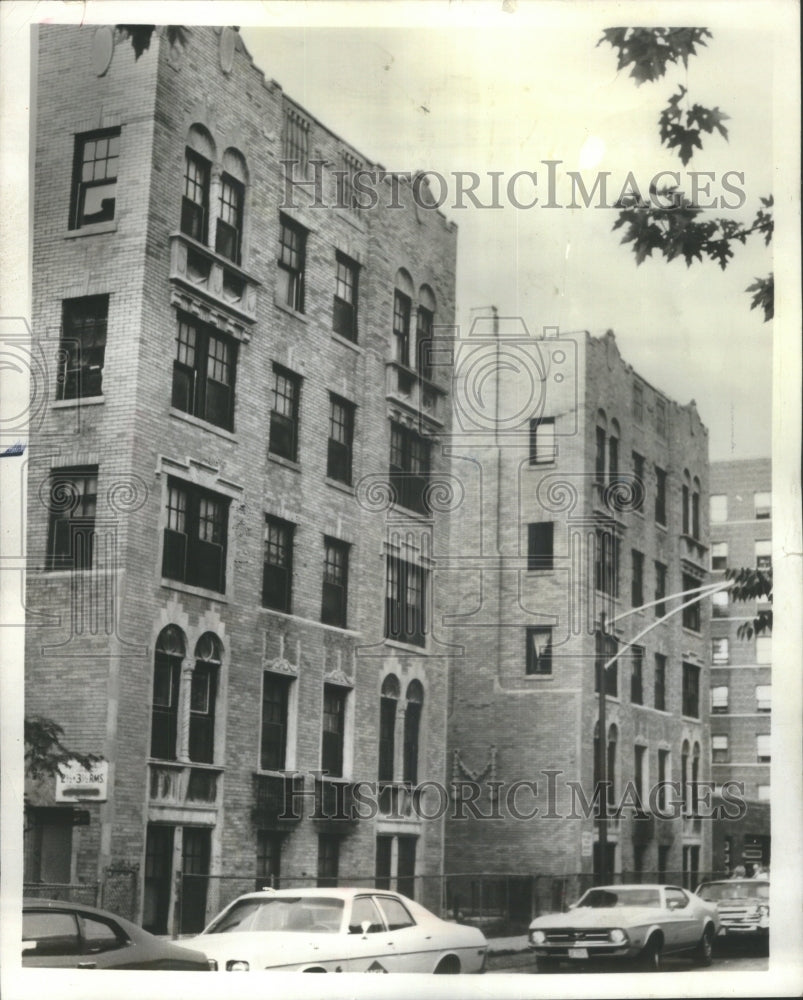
[
  {"left": 595, "top": 631, "right": 618, "bottom": 697},
  {"left": 757, "top": 784, "right": 771, "bottom": 801},
  {"left": 710, "top": 494, "right": 727, "bottom": 522},
  {"left": 655, "top": 397, "right": 667, "bottom": 437},
  {"left": 385, "top": 556, "right": 427, "bottom": 648},
  {"left": 46, "top": 466, "right": 98, "bottom": 571},
  {"left": 756, "top": 684, "right": 771, "bottom": 712},
  {"left": 754, "top": 491, "right": 771, "bottom": 519},
  {"left": 525, "top": 627, "right": 553, "bottom": 675},
  {"left": 632, "top": 382, "right": 644, "bottom": 423},
  {"left": 262, "top": 516, "right": 294, "bottom": 612},
  {"left": 711, "top": 542, "right": 728, "bottom": 571},
  {"left": 595, "top": 426, "right": 606, "bottom": 483},
  {"left": 682, "top": 483, "right": 690, "bottom": 534},
  {"left": 529, "top": 417, "right": 556, "bottom": 465},
  {"left": 277, "top": 215, "right": 306, "bottom": 312},
  {"left": 71, "top": 128, "right": 120, "bottom": 229},
  {"left": 317, "top": 834, "right": 340, "bottom": 888},
  {"left": 654, "top": 467, "right": 667, "bottom": 525},
  {"left": 755, "top": 539, "right": 772, "bottom": 570},
  {"left": 682, "top": 573, "right": 701, "bottom": 631},
  {"left": 630, "top": 646, "right": 644, "bottom": 704},
  {"left": 755, "top": 635, "right": 772, "bottom": 664},
  {"left": 657, "top": 751, "right": 670, "bottom": 812},
  {"left": 608, "top": 435, "right": 619, "bottom": 486},
  {"left": 260, "top": 673, "right": 292, "bottom": 771},
  {"left": 712, "top": 735, "right": 729, "bottom": 762},
  {"left": 632, "top": 452, "right": 645, "bottom": 510},
  {"left": 682, "top": 662, "right": 700, "bottom": 718},
  {"left": 711, "top": 685, "right": 729, "bottom": 712},
  {"left": 283, "top": 108, "right": 309, "bottom": 172},
  {"left": 527, "top": 522, "right": 554, "bottom": 571},
  {"left": 215, "top": 172, "right": 244, "bottom": 264},
  {"left": 256, "top": 831, "right": 282, "bottom": 889},
  {"left": 595, "top": 528, "right": 619, "bottom": 596},
  {"left": 756, "top": 734, "right": 771, "bottom": 763},
  {"left": 654, "top": 653, "right": 667, "bottom": 711},
  {"left": 416, "top": 306, "right": 434, "bottom": 379},
  {"left": 327, "top": 394, "right": 355, "bottom": 485},
  {"left": 393, "top": 290, "right": 411, "bottom": 367},
  {"left": 321, "top": 538, "right": 349, "bottom": 628},
  {"left": 333, "top": 252, "right": 359, "bottom": 341},
  {"left": 181, "top": 148, "right": 210, "bottom": 243},
  {"left": 712, "top": 590, "right": 729, "bottom": 617},
  {"left": 631, "top": 549, "right": 644, "bottom": 607},
  {"left": 162, "top": 479, "right": 229, "bottom": 592},
  {"left": 712, "top": 639, "right": 729, "bottom": 665},
  {"left": 692, "top": 489, "right": 700, "bottom": 539},
  {"left": 172, "top": 315, "right": 237, "bottom": 430},
  {"left": 269, "top": 365, "right": 301, "bottom": 462},
  {"left": 58, "top": 295, "right": 108, "bottom": 400},
  {"left": 389, "top": 421, "right": 431, "bottom": 514},
  {"left": 321, "top": 685, "right": 347, "bottom": 777},
  {"left": 654, "top": 561, "right": 667, "bottom": 617},
  {"left": 634, "top": 745, "right": 646, "bottom": 805}
]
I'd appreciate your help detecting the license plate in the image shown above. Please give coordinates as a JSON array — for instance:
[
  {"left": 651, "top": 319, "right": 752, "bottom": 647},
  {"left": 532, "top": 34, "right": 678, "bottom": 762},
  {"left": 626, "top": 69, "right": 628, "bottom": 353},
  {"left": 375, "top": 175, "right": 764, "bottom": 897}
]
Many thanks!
[{"left": 568, "top": 947, "right": 588, "bottom": 959}]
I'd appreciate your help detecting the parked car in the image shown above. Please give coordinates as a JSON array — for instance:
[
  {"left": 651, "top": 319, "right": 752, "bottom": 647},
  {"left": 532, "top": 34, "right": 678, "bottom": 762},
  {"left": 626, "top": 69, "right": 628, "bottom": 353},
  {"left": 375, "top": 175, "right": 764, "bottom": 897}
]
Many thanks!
[
  {"left": 527, "top": 884, "right": 719, "bottom": 971},
  {"left": 22, "top": 898, "right": 212, "bottom": 970},
  {"left": 185, "top": 886, "right": 488, "bottom": 973},
  {"left": 695, "top": 878, "right": 769, "bottom": 944}
]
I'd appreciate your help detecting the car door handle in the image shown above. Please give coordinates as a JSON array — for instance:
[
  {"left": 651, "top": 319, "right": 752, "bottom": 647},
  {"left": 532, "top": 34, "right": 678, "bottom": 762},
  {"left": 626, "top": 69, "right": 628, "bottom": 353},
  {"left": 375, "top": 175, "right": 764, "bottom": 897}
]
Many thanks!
[{"left": 77, "top": 961, "right": 96, "bottom": 969}]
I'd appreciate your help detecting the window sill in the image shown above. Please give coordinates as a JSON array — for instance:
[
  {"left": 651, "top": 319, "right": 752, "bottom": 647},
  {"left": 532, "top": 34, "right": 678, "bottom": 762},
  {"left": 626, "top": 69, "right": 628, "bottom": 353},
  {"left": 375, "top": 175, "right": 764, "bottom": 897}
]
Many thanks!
[
  {"left": 383, "top": 638, "right": 428, "bottom": 654},
  {"left": 268, "top": 452, "right": 301, "bottom": 472},
  {"left": 258, "top": 605, "right": 361, "bottom": 637},
  {"left": 682, "top": 628, "right": 703, "bottom": 639},
  {"left": 52, "top": 395, "right": 105, "bottom": 409},
  {"left": 325, "top": 477, "right": 355, "bottom": 496},
  {"left": 524, "top": 672, "right": 554, "bottom": 680},
  {"left": 527, "top": 460, "right": 557, "bottom": 469},
  {"left": 64, "top": 220, "right": 118, "bottom": 239},
  {"left": 331, "top": 331, "right": 363, "bottom": 353},
  {"left": 168, "top": 407, "right": 238, "bottom": 442},
  {"left": 273, "top": 297, "right": 308, "bottom": 323},
  {"left": 389, "top": 503, "right": 431, "bottom": 522},
  {"left": 526, "top": 566, "right": 556, "bottom": 574},
  {"left": 680, "top": 715, "right": 703, "bottom": 723},
  {"left": 160, "top": 578, "right": 228, "bottom": 603}
]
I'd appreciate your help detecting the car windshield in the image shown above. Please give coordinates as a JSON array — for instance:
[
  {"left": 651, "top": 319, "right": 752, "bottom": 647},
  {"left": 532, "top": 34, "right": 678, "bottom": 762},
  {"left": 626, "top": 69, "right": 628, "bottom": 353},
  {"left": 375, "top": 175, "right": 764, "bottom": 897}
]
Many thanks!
[
  {"left": 205, "top": 896, "right": 345, "bottom": 934},
  {"left": 698, "top": 881, "right": 769, "bottom": 902},
  {"left": 577, "top": 888, "right": 661, "bottom": 909}
]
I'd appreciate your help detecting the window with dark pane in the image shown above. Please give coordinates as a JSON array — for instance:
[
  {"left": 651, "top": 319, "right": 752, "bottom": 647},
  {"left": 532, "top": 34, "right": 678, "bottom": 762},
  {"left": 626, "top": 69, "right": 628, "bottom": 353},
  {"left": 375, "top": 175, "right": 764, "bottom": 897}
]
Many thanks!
[
  {"left": 150, "top": 626, "right": 184, "bottom": 760},
  {"left": 70, "top": 128, "right": 120, "bottom": 229},
  {"left": 58, "top": 295, "right": 108, "bottom": 400},
  {"left": 393, "top": 289, "right": 411, "bottom": 366},
  {"left": 654, "top": 653, "right": 667, "bottom": 711},
  {"left": 321, "top": 684, "right": 347, "bottom": 777},
  {"left": 332, "top": 252, "right": 359, "bottom": 341},
  {"left": 269, "top": 365, "right": 301, "bottom": 461},
  {"left": 321, "top": 538, "right": 349, "bottom": 628},
  {"left": 256, "top": 831, "right": 282, "bottom": 888},
  {"left": 162, "top": 478, "right": 228, "bottom": 592},
  {"left": 215, "top": 172, "right": 244, "bottom": 263},
  {"left": 527, "top": 522, "right": 554, "bottom": 570},
  {"left": 595, "top": 631, "right": 618, "bottom": 696},
  {"left": 46, "top": 466, "right": 98, "bottom": 571},
  {"left": 189, "top": 633, "right": 221, "bottom": 763},
  {"left": 529, "top": 417, "right": 556, "bottom": 465},
  {"left": 262, "top": 516, "right": 294, "bottom": 612},
  {"left": 526, "top": 626, "right": 553, "bottom": 675},
  {"left": 282, "top": 108, "right": 309, "bottom": 173},
  {"left": 385, "top": 556, "right": 427, "bottom": 647},
  {"left": 654, "top": 561, "right": 667, "bottom": 617},
  {"left": 682, "top": 662, "right": 700, "bottom": 718},
  {"left": 403, "top": 682, "right": 423, "bottom": 784},
  {"left": 327, "top": 394, "right": 355, "bottom": 485},
  {"left": 654, "top": 466, "right": 667, "bottom": 525},
  {"left": 389, "top": 421, "right": 430, "bottom": 514},
  {"left": 416, "top": 306, "right": 434, "bottom": 379},
  {"left": 378, "top": 676, "right": 399, "bottom": 784},
  {"left": 171, "top": 314, "right": 236, "bottom": 431},
  {"left": 631, "top": 549, "right": 644, "bottom": 607},
  {"left": 260, "top": 672, "right": 292, "bottom": 771},
  {"left": 181, "top": 148, "right": 210, "bottom": 243},
  {"left": 630, "top": 645, "right": 644, "bottom": 704},
  {"left": 681, "top": 573, "right": 701, "bottom": 631},
  {"left": 317, "top": 833, "right": 339, "bottom": 887},
  {"left": 631, "top": 451, "right": 645, "bottom": 510},
  {"left": 277, "top": 215, "right": 306, "bottom": 312}
]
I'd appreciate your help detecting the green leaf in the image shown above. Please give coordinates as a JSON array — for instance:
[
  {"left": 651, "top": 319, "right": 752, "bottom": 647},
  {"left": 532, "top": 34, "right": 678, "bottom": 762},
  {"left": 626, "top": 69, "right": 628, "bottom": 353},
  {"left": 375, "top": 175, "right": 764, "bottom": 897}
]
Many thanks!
[{"left": 746, "top": 276, "right": 774, "bottom": 322}]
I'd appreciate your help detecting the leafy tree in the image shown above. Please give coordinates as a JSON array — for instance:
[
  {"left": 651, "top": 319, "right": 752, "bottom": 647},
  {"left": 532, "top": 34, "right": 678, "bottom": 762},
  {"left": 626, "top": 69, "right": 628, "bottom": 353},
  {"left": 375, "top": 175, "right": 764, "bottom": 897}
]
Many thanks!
[
  {"left": 115, "top": 25, "right": 189, "bottom": 60},
  {"left": 725, "top": 566, "right": 772, "bottom": 639},
  {"left": 24, "top": 714, "right": 102, "bottom": 781},
  {"left": 598, "top": 27, "right": 773, "bottom": 321}
]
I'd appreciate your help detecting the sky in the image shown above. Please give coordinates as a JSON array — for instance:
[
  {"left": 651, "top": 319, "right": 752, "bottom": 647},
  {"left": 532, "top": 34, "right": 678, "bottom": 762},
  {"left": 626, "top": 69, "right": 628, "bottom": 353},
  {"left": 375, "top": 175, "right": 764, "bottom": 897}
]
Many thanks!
[{"left": 236, "top": 8, "right": 778, "bottom": 461}]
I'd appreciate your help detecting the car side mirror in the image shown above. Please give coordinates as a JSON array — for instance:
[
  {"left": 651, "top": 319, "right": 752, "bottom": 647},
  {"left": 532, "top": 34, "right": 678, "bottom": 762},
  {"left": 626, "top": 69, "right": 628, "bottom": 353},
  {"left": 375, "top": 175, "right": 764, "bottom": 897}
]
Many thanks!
[{"left": 361, "top": 920, "right": 371, "bottom": 937}]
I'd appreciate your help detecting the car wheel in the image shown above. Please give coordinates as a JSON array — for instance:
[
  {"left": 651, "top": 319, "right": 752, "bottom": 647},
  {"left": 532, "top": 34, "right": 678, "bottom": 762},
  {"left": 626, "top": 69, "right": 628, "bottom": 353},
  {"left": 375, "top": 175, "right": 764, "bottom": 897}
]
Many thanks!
[
  {"left": 637, "top": 936, "right": 662, "bottom": 972},
  {"left": 694, "top": 926, "right": 714, "bottom": 967},
  {"left": 434, "top": 955, "right": 461, "bottom": 974},
  {"left": 536, "top": 957, "right": 561, "bottom": 973}
]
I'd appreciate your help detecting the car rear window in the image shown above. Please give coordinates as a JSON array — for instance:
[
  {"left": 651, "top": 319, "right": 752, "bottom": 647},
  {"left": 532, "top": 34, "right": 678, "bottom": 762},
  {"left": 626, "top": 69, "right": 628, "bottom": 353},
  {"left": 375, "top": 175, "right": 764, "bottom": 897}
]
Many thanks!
[{"left": 23, "top": 911, "right": 81, "bottom": 956}]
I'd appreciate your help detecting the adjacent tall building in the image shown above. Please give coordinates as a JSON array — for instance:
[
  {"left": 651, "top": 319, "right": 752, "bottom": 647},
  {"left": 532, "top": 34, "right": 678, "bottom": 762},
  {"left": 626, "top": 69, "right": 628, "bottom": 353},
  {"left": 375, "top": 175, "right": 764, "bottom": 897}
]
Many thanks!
[
  {"left": 444, "top": 323, "right": 713, "bottom": 894},
  {"left": 709, "top": 458, "right": 772, "bottom": 872},
  {"left": 24, "top": 25, "right": 457, "bottom": 933}
]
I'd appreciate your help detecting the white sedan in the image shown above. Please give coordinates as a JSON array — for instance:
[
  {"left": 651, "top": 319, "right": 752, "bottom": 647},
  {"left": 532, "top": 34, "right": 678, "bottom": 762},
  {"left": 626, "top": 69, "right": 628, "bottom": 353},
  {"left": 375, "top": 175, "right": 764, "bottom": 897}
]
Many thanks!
[
  {"left": 186, "top": 887, "right": 487, "bottom": 973},
  {"left": 528, "top": 884, "right": 719, "bottom": 971}
]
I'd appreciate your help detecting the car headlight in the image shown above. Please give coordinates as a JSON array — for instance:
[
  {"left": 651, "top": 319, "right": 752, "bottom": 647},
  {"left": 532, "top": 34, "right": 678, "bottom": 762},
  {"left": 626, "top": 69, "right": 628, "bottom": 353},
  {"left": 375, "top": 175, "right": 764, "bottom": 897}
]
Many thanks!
[
  {"left": 530, "top": 929, "right": 546, "bottom": 945},
  {"left": 758, "top": 905, "right": 769, "bottom": 917},
  {"left": 609, "top": 928, "right": 628, "bottom": 945},
  {"left": 226, "top": 960, "right": 250, "bottom": 971}
]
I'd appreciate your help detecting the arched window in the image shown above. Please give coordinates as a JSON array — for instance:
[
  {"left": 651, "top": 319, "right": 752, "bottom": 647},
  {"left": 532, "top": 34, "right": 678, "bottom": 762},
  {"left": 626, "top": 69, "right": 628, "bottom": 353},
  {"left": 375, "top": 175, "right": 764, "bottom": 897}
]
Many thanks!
[
  {"left": 681, "top": 739, "right": 690, "bottom": 813},
  {"left": 692, "top": 477, "right": 701, "bottom": 539},
  {"left": 182, "top": 125, "right": 215, "bottom": 244},
  {"left": 416, "top": 285, "right": 436, "bottom": 378},
  {"left": 393, "top": 269, "right": 414, "bottom": 367},
  {"left": 682, "top": 470, "right": 691, "bottom": 535},
  {"left": 151, "top": 626, "right": 185, "bottom": 760},
  {"left": 190, "top": 633, "right": 221, "bottom": 763},
  {"left": 608, "top": 419, "right": 620, "bottom": 486},
  {"left": 403, "top": 680, "right": 424, "bottom": 785},
  {"left": 378, "top": 675, "right": 400, "bottom": 783},
  {"left": 216, "top": 148, "right": 247, "bottom": 264},
  {"left": 595, "top": 410, "right": 607, "bottom": 485}
]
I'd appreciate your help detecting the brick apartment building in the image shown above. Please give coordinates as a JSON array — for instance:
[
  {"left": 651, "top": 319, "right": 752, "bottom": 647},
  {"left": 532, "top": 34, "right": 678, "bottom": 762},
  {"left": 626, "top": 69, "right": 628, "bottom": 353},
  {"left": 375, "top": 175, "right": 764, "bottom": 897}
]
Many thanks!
[
  {"left": 444, "top": 323, "right": 713, "bottom": 897},
  {"left": 24, "top": 25, "right": 457, "bottom": 933},
  {"left": 709, "top": 458, "right": 772, "bottom": 872}
]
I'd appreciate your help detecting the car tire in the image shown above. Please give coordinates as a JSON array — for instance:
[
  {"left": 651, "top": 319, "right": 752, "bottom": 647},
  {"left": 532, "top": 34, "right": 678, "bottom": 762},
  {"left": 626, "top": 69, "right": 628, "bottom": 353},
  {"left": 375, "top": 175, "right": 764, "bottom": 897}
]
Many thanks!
[
  {"left": 434, "top": 955, "right": 461, "bottom": 974},
  {"left": 694, "top": 926, "right": 714, "bottom": 967},
  {"left": 637, "top": 936, "right": 662, "bottom": 972}
]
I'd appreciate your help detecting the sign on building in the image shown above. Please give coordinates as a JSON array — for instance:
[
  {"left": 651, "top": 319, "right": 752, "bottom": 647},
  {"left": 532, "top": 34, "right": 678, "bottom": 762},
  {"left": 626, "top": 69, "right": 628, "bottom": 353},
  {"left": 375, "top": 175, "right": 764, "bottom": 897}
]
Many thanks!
[{"left": 55, "top": 759, "right": 108, "bottom": 802}]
